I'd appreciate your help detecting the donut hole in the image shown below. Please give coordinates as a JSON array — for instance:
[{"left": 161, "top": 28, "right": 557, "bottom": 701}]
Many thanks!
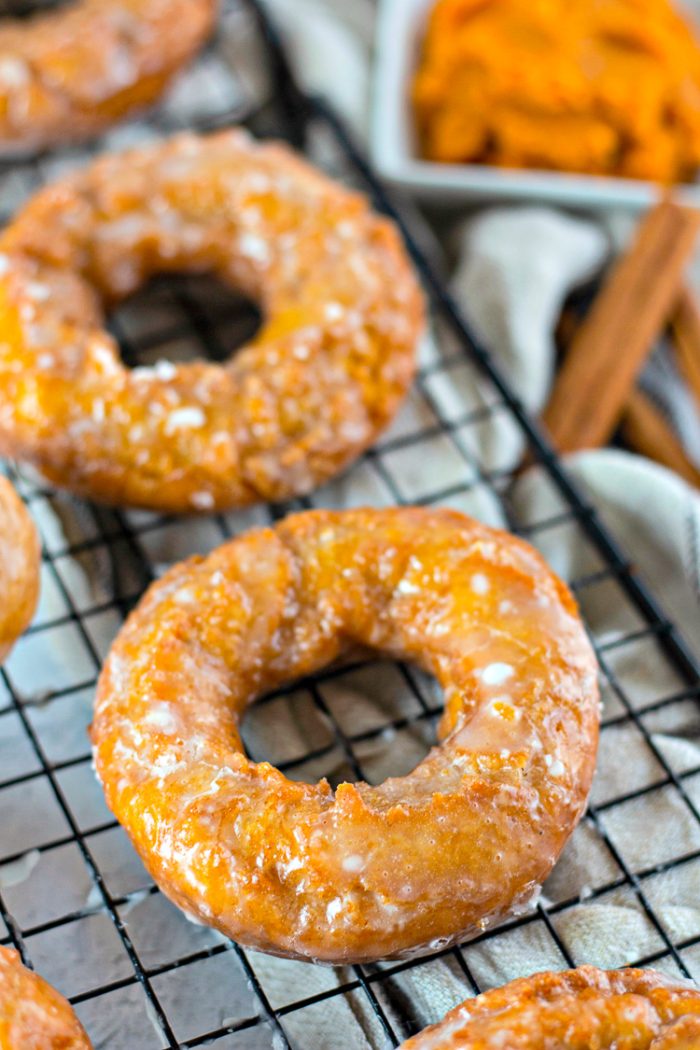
[
  {"left": 242, "top": 658, "right": 440, "bottom": 789},
  {"left": 107, "top": 273, "right": 263, "bottom": 369},
  {"left": 0, "top": 0, "right": 69, "bottom": 17}
]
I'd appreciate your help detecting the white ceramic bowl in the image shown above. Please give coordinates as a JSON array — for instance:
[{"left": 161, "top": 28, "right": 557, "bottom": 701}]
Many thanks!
[{"left": 371, "top": 0, "right": 700, "bottom": 209}]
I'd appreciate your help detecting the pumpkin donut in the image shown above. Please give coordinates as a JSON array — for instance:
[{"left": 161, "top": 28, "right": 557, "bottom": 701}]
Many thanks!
[
  {"left": 398, "top": 966, "right": 700, "bottom": 1049},
  {"left": 0, "top": 0, "right": 216, "bottom": 155},
  {"left": 92, "top": 507, "right": 599, "bottom": 964},
  {"left": 0, "top": 946, "right": 91, "bottom": 1048},
  {"left": 0, "top": 475, "right": 39, "bottom": 663},
  {"left": 0, "top": 131, "right": 422, "bottom": 512}
]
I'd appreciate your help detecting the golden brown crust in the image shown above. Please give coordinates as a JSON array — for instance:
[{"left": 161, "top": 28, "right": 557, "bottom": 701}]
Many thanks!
[
  {"left": 92, "top": 506, "right": 599, "bottom": 963},
  {"left": 0, "top": 131, "right": 423, "bottom": 512},
  {"left": 0, "top": 475, "right": 39, "bottom": 663},
  {"left": 0, "top": 946, "right": 91, "bottom": 1049},
  {"left": 399, "top": 966, "right": 700, "bottom": 1049},
  {"left": 0, "top": 0, "right": 216, "bottom": 154}
]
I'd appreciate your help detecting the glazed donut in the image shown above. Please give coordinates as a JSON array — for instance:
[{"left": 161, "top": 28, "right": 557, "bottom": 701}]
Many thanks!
[
  {"left": 398, "top": 966, "right": 700, "bottom": 1049},
  {"left": 0, "top": 946, "right": 91, "bottom": 1048},
  {"left": 92, "top": 507, "right": 599, "bottom": 963},
  {"left": 0, "top": 475, "right": 39, "bottom": 663},
  {"left": 0, "top": 131, "right": 422, "bottom": 512},
  {"left": 0, "top": 0, "right": 216, "bottom": 154}
]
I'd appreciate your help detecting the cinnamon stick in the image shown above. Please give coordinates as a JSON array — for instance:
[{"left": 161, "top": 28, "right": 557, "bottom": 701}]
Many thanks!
[
  {"left": 670, "top": 282, "right": 700, "bottom": 408},
  {"left": 542, "top": 200, "right": 700, "bottom": 452},
  {"left": 620, "top": 388, "right": 700, "bottom": 488}
]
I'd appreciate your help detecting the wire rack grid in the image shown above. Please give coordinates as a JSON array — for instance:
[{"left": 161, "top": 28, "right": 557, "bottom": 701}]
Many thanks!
[{"left": 1, "top": 2, "right": 700, "bottom": 1047}]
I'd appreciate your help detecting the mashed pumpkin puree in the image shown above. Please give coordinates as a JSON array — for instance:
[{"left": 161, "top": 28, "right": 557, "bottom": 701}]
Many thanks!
[{"left": 412, "top": 0, "right": 700, "bottom": 181}]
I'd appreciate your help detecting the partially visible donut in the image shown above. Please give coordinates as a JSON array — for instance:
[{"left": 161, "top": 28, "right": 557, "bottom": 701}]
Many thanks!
[
  {"left": 92, "top": 506, "right": 598, "bottom": 963},
  {"left": 0, "top": 946, "right": 91, "bottom": 1048},
  {"left": 0, "top": 475, "right": 39, "bottom": 662},
  {"left": 0, "top": 131, "right": 423, "bottom": 512},
  {"left": 0, "top": 0, "right": 216, "bottom": 154},
  {"left": 399, "top": 967, "right": 700, "bottom": 1049}
]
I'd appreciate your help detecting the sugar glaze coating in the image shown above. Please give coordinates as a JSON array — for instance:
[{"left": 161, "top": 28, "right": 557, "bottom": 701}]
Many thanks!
[
  {"left": 0, "top": 946, "right": 91, "bottom": 1049},
  {"left": 92, "top": 507, "right": 599, "bottom": 963},
  {"left": 0, "top": 130, "right": 422, "bottom": 512},
  {"left": 0, "top": 475, "right": 39, "bottom": 663},
  {"left": 0, "top": 0, "right": 216, "bottom": 154},
  {"left": 399, "top": 966, "right": 700, "bottom": 1049}
]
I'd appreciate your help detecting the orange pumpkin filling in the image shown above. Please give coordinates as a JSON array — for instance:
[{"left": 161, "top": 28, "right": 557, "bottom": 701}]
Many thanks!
[{"left": 413, "top": 0, "right": 700, "bottom": 181}]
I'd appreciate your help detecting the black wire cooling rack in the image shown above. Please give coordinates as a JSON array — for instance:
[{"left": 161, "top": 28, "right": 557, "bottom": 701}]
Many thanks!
[{"left": 2, "top": 1, "right": 700, "bottom": 1047}]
